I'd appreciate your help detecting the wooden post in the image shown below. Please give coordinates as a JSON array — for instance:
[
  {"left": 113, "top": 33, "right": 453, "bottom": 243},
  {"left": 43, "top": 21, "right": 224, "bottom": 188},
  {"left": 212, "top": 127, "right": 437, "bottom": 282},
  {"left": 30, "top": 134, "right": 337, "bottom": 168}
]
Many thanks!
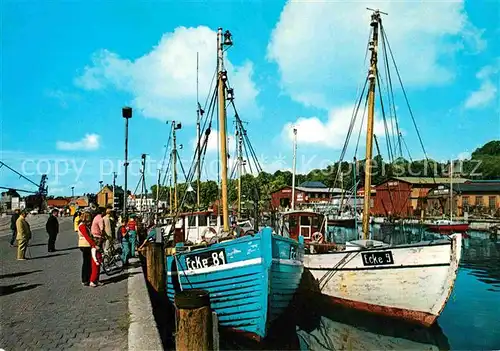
[
  {"left": 174, "top": 289, "right": 213, "bottom": 351},
  {"left": 145, "top": 242, "right": 164, "bottom": 293}
]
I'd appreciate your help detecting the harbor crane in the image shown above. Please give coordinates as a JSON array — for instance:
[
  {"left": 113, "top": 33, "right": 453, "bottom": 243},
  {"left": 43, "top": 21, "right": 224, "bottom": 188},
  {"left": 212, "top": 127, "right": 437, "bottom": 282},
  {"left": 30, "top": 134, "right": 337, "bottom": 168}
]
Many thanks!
[{"left": 0, "top": 161, "right": 48, "bottom": 211}]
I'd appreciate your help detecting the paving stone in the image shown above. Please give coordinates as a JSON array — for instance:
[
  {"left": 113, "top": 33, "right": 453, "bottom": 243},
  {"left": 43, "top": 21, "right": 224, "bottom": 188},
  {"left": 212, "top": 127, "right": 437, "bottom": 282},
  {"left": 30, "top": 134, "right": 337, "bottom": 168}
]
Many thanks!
[{"left": 0, "top": 219, "right": 128, "bottom": 351}]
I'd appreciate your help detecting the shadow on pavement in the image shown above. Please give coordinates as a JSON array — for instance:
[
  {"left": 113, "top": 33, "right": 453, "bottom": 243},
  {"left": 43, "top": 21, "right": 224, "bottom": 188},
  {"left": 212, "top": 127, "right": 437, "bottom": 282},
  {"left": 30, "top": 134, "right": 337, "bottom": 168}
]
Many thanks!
[
  {"left": 0, "top": 270, "right": 43, "bottom": 280},
  {"left": 101, "top": 271, "right": 140, "bottom": 285},
  {"left": 27, "top": 253, "right": 69, "bottom": 260},
  {"left": 55, "top": 246, "right": 79, "bottom": 252},
  {"left": 0, "top": 283, "right": 43, "bottom": 296},
  {"left": 27, "top": 243, "right": 47, "bottom": 247}
]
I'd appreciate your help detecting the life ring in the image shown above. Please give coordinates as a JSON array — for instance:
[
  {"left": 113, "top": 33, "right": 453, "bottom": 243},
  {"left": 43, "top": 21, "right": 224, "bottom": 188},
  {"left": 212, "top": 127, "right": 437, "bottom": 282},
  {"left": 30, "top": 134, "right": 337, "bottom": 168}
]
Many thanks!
[
  {"left": 311, "top": 232, "right": 324, "bottom": 243},
  {"left": 201, "top": 227, "right": 217, "bottom": 242}
]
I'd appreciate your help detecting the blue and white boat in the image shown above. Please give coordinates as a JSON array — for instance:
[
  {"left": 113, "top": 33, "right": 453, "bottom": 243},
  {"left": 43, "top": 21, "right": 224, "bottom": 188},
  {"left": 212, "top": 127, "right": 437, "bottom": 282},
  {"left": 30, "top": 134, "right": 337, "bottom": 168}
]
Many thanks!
[
  {"left": 166, "top": 228, "right": 304, "bottom": 339},
  {"left": 163, "top": 27, "right": 304, "bottom": 340}
]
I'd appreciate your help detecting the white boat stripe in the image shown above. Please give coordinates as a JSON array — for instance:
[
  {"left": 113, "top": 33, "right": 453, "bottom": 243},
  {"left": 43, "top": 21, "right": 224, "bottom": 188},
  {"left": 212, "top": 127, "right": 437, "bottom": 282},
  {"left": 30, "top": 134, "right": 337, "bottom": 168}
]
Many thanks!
[
  {"left": 272, "top": 258, "right": 303, "bottom": 266},
  {"left": 167, "top": 257, "right": 262, "bottom": 276}
]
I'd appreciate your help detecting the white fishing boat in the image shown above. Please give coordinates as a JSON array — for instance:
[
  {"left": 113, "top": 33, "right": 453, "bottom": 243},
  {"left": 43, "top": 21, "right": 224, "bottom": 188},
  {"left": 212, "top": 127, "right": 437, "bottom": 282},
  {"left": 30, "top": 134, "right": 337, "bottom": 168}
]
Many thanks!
[{"left": 295, "top": 9, "right": 463, "bottom": 327}]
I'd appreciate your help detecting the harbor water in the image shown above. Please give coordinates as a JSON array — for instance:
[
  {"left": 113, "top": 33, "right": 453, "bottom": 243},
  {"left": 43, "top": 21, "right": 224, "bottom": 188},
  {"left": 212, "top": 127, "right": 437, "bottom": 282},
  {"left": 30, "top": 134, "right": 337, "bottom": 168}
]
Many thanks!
[{"left": 221, "top": 226, "right": 500, "bottom": 350}]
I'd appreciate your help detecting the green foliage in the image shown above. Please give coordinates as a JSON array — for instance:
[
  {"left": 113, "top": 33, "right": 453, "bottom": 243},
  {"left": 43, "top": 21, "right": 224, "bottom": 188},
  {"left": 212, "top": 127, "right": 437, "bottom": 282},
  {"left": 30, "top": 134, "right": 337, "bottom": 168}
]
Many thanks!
[{"left": 151, "top": 140, "right": 499, "bottom": 210}]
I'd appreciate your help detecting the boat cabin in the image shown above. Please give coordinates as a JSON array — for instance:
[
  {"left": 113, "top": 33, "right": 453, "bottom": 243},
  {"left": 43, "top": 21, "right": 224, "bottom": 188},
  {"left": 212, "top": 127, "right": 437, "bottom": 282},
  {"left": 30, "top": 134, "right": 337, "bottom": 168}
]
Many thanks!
[{"left": 279, "top": 210, "right": 326, "bottom": 243}]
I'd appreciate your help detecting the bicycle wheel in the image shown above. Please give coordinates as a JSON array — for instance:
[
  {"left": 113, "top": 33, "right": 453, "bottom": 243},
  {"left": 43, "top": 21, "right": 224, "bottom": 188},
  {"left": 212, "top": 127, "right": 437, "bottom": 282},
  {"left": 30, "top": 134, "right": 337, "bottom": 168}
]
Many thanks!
[{"left": 103, "top": 253, "right": 124, "bottom": 276}]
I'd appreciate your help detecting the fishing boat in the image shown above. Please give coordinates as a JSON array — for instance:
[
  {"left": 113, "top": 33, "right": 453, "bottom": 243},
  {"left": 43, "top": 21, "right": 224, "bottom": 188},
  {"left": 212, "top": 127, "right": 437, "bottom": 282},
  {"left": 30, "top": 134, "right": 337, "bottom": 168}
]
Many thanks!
[
  {"left": 295, "top": 10, "right": 463, "bottom": 327},
  {"left": 327, "top": 212, "right": 357, "bottom": 228},
  {"left": 165, "top": 28, "right": 304, "bottom": 340},
  {"left": 426, "top": 219, "right": 469, "bottom": 234}
]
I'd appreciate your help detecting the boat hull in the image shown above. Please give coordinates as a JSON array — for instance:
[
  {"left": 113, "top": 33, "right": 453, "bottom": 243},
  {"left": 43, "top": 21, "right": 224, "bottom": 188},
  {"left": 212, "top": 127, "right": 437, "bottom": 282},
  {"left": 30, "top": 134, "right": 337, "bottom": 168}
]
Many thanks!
[
  {"left": 166, "top": 228, "right": 304, "bottom": 339},
  {"left": 303, "top": 234, "right": 462, "bottom": 326},
  {"left": 426, "top": 223, "right": 469, "bottom": 234},
  {"left": 327, "top": 218, "right": 356, "bottom": 228}
]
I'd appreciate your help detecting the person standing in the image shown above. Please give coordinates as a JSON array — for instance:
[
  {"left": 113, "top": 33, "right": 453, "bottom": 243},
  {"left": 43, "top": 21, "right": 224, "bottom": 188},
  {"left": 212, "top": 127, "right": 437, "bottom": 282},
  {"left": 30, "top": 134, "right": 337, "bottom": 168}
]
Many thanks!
[
  {"left": 10, "top": 209, "right": 20, "bottom": 247},
  {"left": 91, "top": 207, "right": 105, "bottom": 245},
  {"left": 78, "top": 212, "right": 101, "bottom": 287},
  {"left": 126, "top": 215, "right": 137, "bottom": 259},
  {"left": 46, "top": 209, "right": 59, "bottom": 252},
  {"left": 102, "top": 208, "right": 114, "bottom": 252},
  {"left": 16, "top": 210, "right": 31, "bottom": 260},
  {"left": 74, "top": 211, "right": 81, "bottom": 233}
]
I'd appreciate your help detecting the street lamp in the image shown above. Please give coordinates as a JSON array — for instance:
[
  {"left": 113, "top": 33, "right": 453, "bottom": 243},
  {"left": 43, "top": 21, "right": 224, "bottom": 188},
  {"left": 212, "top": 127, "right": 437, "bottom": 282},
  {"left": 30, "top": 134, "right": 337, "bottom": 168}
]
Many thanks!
[
  {"left": 99, "top": 180, "right": 103, "bottom": 190},
  {"left": 71, "top": 186, "right": 74, "bottom": 198},
  {"left": 122, "top": 106, "right": 133, "bottom": 216}
]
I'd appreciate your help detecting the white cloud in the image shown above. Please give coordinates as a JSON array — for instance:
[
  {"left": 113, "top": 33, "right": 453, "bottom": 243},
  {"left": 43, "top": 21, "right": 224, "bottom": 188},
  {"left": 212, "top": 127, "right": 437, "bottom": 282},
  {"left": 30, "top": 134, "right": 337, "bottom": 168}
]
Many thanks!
[
  {"left": 56, "top": 134, "right": 100, "bottom": 151},
  {"left": 267, "top": 1, "right": 485, "bottom": 108},
  {"left": 464, "top": 60, "right": 500, "bottom": 109},
  {"left": 45, "top": 89, "right": 79, "bottom": 108},
  {"left": 75, "top": 26, "right": 259, "bottom": 123},
  {"left": 281, "top": 106, "right": 394, "bottom": 149}
]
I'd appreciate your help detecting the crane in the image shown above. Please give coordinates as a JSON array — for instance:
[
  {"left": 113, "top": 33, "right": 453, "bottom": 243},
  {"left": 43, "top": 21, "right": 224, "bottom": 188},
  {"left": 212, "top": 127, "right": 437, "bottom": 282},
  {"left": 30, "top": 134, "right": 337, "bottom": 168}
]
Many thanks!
[{"left": 0, "top": 161, "right": 48, "bottom": 211}]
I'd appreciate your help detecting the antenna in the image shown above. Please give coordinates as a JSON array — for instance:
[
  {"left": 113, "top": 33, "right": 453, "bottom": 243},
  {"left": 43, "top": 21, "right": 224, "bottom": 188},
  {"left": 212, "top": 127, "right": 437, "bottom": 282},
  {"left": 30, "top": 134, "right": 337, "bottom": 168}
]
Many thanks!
[
  {"left": 196, "top": 52, "right": 199, "bottom": 106},
  {"left": 366, "top": 7, "right": 388, "bottom": 15}
]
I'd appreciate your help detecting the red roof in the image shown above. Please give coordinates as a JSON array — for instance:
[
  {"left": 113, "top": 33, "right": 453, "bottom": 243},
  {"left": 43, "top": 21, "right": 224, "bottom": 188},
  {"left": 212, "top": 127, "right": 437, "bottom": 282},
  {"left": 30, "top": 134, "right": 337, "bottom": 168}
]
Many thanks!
[{"left": 47, "top": 199, "right": 70, "bottom": 207}]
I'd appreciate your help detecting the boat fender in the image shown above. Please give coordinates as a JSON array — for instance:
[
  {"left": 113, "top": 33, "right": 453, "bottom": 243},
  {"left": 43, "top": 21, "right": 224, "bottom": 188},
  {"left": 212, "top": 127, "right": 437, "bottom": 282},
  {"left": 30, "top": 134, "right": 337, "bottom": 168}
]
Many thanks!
[
  {"left": 311, "top": 232, "right": 324, "bottom": 243},
  {"left": 174, "top": 289, "right": 210, "bottom": 310}
]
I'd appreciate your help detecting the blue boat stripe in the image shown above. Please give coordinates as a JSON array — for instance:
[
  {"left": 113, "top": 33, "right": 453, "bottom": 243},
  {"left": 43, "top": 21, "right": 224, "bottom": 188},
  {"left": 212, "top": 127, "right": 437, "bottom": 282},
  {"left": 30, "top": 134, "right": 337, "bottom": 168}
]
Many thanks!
[
  {"left": 271, "top": 258, "right": 303, "bottom": 266},
  {"left": 167, "top": 257, "right": 262, "bottom": 275}
]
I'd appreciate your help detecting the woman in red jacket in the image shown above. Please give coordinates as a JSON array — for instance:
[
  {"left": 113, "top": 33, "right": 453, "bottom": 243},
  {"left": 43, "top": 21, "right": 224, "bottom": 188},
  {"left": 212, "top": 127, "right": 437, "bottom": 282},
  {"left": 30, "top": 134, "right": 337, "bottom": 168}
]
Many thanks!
[{"left": 78, "top": 212, "right": 101, "bottom": 287}]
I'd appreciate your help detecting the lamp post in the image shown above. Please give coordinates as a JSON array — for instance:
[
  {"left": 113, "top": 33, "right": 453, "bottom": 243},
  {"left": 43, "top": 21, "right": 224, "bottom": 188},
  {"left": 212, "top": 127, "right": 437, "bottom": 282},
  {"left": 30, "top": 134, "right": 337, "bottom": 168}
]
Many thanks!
[
  {"left": 123, "top": 106, "right": 132, "bottom": 217},
  {"left": 99, "top": 180, "right": 103, "bottom": 190},
  {"left": 71, "top": 186, "right": 74, "bottom": 198}
]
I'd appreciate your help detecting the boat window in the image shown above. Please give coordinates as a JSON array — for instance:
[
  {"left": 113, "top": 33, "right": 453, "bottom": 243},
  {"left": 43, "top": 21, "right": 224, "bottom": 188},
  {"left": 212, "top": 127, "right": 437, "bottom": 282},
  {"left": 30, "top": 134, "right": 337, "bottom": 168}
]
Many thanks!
[
  {"left": 209, "top": 215, "right": 217, "bottom": 226},
  {"left": 312, "top": 215, "right": 320, "bottom": 228},
  {"left": 188, "top": 215, "right": 196, "bottom": 227},
  {"left": 199, "top": 215, "right": 208, "bottom": 226},
  {"left": 289, "top": 216, "right": 297, "bottom": 229},
  {"left": 300, "top": 216, "right": 311, "bottom": 226}
]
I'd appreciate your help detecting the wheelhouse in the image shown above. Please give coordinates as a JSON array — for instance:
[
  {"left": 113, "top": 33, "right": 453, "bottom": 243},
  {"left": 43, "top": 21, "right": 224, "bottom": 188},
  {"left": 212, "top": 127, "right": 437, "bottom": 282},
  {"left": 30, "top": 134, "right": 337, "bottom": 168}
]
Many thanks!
[{"left": 278, "top": 210, "right": 326, "bottom": 243}]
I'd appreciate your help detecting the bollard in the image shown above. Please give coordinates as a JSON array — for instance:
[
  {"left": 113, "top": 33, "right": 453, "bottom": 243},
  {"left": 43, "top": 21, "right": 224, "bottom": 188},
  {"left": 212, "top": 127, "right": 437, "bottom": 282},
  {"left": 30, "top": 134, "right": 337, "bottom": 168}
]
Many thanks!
[
  {"left": 146, "top": 242, "right": 165, "bottom": 293},
  {"left": 174, "top": 289, "right": 213, "bottom": 351}
]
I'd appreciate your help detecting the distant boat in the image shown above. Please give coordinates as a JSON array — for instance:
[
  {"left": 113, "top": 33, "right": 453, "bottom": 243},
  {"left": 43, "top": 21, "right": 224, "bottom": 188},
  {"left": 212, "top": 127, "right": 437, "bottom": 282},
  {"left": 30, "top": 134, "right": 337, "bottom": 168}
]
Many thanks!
[
  {"left": 164, "top": 28, "right": 303, "bottom": 340},
  {"left": 327, "top": 213, "right": 357, "bottom": 228},
  {"left": 425, "top": 160, "right": 469, "bottom": 234},
  {"left": 425, "top": 219, "right": 469, "bottom": 234}
]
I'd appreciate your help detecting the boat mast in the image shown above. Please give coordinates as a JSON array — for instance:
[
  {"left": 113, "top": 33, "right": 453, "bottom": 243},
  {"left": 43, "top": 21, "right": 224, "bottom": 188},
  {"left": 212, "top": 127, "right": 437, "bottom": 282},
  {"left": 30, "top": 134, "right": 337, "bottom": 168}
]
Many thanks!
[
  {"left": 196, "top": 52, "right": 201, "bottom": 210},
  {"left": 172, "top": 122, "right": 178, "bottom": 213},
  {"left": 291, "top": 127, "right": 297, "bottom": 210},
  {"left": 237, "top": 131, "right": 243, "bottom": 217},
  {"left": 362, "top": 9, "right": 382, "bottom": 240},
  {"left": 217, "top": 27, "right": 232, "bottom": 232}
]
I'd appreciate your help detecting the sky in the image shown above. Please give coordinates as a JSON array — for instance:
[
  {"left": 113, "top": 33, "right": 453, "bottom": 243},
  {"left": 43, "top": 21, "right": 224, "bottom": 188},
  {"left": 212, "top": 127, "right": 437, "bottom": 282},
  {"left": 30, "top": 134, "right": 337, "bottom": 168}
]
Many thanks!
[{"left": 1, "top": 0, "right": 499, "bottom": 196}]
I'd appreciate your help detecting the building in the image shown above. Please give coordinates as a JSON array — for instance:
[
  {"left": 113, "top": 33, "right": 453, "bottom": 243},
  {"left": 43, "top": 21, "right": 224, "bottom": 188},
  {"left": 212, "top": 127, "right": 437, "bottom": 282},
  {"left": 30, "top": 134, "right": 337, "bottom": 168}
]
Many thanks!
[
  {"left": 47, "top": 198, "right": 71, "bottom": 208},
  {"left": 0, "top": 190, "right": 22, "bottom": 211},
  {"left": 270, "top": 181, "right": 343, "bottom": 210},
  {"left": 427, "top": 180, "right": 500, "bottom": 217},
  {"left": 96, "top": 185, "right": 124, "bottom": 208},
  {"left": 372, "top": 177, "right": 469, "bottom": 217}
]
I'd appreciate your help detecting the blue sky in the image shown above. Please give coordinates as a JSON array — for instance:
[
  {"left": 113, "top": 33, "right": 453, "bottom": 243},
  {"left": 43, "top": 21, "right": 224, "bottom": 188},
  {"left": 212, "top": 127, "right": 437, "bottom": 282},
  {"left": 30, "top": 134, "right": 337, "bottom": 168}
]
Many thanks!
[{"left": 1, "top": 0, "right": 499, "bottom": 196}]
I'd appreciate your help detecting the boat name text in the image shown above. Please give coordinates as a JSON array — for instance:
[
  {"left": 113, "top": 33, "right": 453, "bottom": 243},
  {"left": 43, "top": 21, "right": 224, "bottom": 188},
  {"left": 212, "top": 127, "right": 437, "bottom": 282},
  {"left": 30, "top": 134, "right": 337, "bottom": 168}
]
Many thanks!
[
  {"left": 185, "top": 248, "right": 227, "bottom": 270},
  {"left": 361, "top": 251, "right": 394, "bottom": 266}
]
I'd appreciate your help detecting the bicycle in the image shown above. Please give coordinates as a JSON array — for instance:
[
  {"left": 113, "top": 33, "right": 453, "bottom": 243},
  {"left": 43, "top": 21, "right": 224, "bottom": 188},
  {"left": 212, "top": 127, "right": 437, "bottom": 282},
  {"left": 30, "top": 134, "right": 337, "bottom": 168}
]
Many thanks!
[{"left": 100, "top": 242, "right": 124, "bottom": 276}]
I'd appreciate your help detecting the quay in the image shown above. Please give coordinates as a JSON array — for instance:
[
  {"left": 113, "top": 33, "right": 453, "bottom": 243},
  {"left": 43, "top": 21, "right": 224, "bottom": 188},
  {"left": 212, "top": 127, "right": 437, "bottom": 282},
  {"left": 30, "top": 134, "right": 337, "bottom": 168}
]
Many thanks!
[{"left": 0, "top": 216, "right": 162, "bottom": 351}]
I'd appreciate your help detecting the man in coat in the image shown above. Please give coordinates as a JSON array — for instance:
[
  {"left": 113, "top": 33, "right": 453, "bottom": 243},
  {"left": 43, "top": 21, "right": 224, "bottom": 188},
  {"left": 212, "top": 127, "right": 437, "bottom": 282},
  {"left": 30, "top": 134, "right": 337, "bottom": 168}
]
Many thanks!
[
  {"left": 16, "top": 210, "right": 32, "bottom": 260},
  {"left": 46, "top": 209, "right": 59, "bottom": 252},
  {"left": 10, "top": 209, "right": 20, "bottom": 247}
]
